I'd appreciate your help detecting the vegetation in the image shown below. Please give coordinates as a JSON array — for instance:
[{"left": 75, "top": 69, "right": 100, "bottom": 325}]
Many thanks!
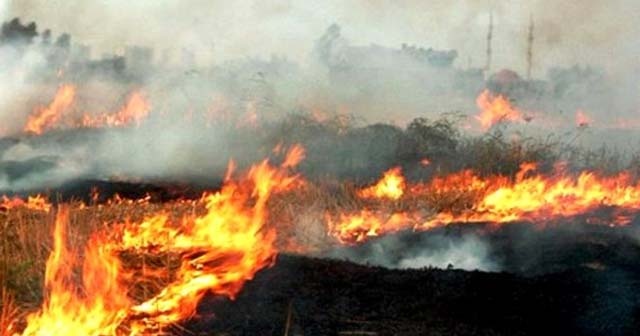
[{"left": 2, "top": 114, "right": 639, "bottom": 335}]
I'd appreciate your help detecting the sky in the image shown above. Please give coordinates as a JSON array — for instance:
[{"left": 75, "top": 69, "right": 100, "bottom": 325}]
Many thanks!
[{"left": 3, "top": 0, "right": 639, "bottom": 77}]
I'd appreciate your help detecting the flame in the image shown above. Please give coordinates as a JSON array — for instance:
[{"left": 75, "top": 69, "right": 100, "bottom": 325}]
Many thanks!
[
  {"left": 357, "top": 167, "right": 405, "bottom": 200},
  {"left": 329, "top": 163, "right": 640, "bottom": 244},
  {"left": 24, "top": 85, "right": 76, "bottom": 135},
  {"left": 420, "top": 158, "right": 431, "bottom": 166},
  {"left": 327, "top": 211, "right": 415, "bottom": 244},
  {"left": 23, "top": 87, "right": 150, "bottom": 135},
  {"left": 19, "top": 207, "right": 131, "bottom": 336},
  {"left": 448, "top": 164, "right": 640, "bottom": 224},
  {"left": 281, "top": 144, "right": 306, "bottom": 168},
  {"left": 475, "top": 89, "right": 523, "bottom": 130},
  {"left": 0, "top": 195, "right": 51, "bottom": 212},
  {"left": 575, "top": 110, "right": 592, "bottom": 127},
  {"left": 82, "top": 92, "right": 150, "bottom": 128},
  {"left": 15, "top": 147, "right": 304, "bottom": 335}
]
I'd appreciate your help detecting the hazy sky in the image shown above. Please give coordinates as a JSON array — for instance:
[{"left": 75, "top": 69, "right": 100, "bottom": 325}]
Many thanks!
[{"left": 4, "top": 0, "right": 638, "bottom": 77}]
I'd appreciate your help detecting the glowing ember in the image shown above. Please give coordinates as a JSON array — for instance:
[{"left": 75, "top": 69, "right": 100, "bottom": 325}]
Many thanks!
[
  {"left": 357, "top": 167, "right": 406, "bottom": 200},
  {"left": 24, "top": 84, "right": 76, "bottom": 135},
  {"left": 475, "top": 89, "right": 524, "bottom": 130}
]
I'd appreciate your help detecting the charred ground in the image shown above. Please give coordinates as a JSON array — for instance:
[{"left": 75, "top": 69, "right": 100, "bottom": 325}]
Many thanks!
[{"left": 185, "top": 221, "right": 640, "bottom": 335}]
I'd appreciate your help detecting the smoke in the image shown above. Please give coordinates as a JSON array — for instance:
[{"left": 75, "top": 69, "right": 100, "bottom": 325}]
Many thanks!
[
  {"left": 0, "top": 44, "right": 47, "bottom": 133},
  {"left": 326, "top": 231, "right": 500, "bottom": 272},
  {"left": 6, "top": 1, "right": 639, "bottom": 73},
  {"left": 397, "top": 235, "right": 497, "bottom": 271},
  {"left": 0, "top": 2, "right": 638, "bottom": 191}
]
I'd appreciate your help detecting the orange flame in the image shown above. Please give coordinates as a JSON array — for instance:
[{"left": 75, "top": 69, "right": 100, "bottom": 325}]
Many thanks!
[
  {"left": 82, "top": 92, "right": 150, "bottom": 128},
  {"left": 327, "top": 211, "right": 415, "bottom": 244},
  {"left": 330, "top": 163, "right": 640, "bottom": 244},
  {"left": 475, "top": 89, "right": 523, "bottom": 130},
  {"left": 16, "top": 147, "right": 304, "bottom": 335},
  {"left": 24, "top": 85, "right": 76, "bottom": 135},
  {"left": 357, "top": 167, "right": 406, "bottom": 200},
  {"left": 0, "top": 195, "right": 51, "bottom": 212},
  {"left": 20, "top": 207, "right": 131, "bottom": 336},
  {"left": 575, "top": 110, "right": 593, "bottom": 127},
  {"left": 281, "top": 144, "right": 306, "bottom": 168}
]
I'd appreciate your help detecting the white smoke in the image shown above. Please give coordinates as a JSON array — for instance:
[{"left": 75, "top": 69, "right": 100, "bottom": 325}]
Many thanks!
[
  {"left": 398, "top": 235, "right": 498, "bottom": 271},
  {"left": 7, "top": 0, "right": 640, "bottom": 74},
  {"left": 327, "top": 233, "right": 500, "bottom": 272}
]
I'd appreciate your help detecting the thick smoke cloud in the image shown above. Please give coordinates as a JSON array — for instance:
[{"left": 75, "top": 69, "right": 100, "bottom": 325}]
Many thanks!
[
  {"left": 0, "top": 1, "right": 638, "bottom": 192},
  {"left": 6, "top": 0, "right": 639, "bottom": 74}
]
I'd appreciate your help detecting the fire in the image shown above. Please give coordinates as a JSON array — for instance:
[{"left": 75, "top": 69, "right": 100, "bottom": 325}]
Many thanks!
[
  {"left": 329, "top": 163, "right": 640, "bottom": 244},
  {"left": 23, "top": 87, "right": 150, "bottom": 135},
  {"left": 357, "top": 167, "right": 405, "bottom": 200},
  {"left": 15, "top": 147, "right": 304, "bottom": 335},
  {"left": 82, "top": 92, "right": 150, "bottom": 128},
  {"left": 24, "top": 84, "right": 76, "bottom": 135},
  {"left": 475, "top": 89, "right": 524, "bottom": 130},
  {"left": 448, "top": 164, "right": 640, "bottom": 225},
  {"left": 121, "top": 152, "right": 300, "bottom": 331},
  {"left": 327, "top": 211, "right": 416, "bottom": 244},
  {"left": 575, "top": 110, "right": 592, "bottom": 127},
  {"left": 19, "top": 207, "right": 131, "bottom": 336},
  {"left": 280, "top": 144, "right": 306, "bottom": 168},
  {"left": 0, "top": 195, "right": 51, "bottom": 212}
]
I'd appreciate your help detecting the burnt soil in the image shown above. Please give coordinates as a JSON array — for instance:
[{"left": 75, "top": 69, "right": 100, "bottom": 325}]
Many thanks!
[{"left": 180, "top": 223, "right": 640, "bottom": 336}]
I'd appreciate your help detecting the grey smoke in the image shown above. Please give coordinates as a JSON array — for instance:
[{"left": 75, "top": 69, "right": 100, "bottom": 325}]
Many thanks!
[
  {"left": 0, "top": 2, "right": 638, "bottom": 192},
  {"left": 326, "top": 232, "right": 500, "bottom": 272}
]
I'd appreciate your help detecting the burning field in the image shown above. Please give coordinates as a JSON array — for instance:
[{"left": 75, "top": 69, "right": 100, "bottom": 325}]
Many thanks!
[
  {"left": 2, "top": 3, "right": 640, "bottom": 336},
  {"left": 2, "top": 115, "right": 640, "bottom": 335}
]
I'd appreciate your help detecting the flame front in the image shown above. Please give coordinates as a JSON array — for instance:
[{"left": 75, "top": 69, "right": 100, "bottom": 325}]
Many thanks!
[
  {"left": 475, "top": 89, "right": 524, "bottom": 130},
  {"left": 22, "top": 87, "right": 150, "bottom": 135},
  {"left": 122, "top": 154, "right": 299, "bottom": 331},
  {"left": 16, "top": 147, "right": 303, "bottom": 335},
  {"left": 329, "top": 163, "right": 640, "bottom": 244},
  {"left": 24, "top": 84, "right": 76, "bottom": 135},
  {"left": 0, "top": 195, "right": 51, "bottom": 212}
]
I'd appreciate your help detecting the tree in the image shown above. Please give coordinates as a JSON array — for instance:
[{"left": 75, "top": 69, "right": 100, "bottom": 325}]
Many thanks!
[{"left": 0, "top": 17, "right": 38, "bottom": 45}]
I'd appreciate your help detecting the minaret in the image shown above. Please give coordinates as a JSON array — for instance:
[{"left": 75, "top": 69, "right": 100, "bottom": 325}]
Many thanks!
[{"left": 526, "top": 14, "right": 535, "bottom": 80}]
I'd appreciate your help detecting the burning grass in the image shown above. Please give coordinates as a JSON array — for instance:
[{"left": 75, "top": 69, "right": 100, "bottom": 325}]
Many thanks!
[{"left": 3, "top": 115, "right": 640, "bottom": 335}]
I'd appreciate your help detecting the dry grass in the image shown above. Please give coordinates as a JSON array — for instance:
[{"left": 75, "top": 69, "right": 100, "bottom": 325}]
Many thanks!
[
  {"left": 0, "top": 288, "right": 20, "bottom": 336},
  {"left": 2, "top": 115, "right": 634, "bottom": 332},
  {"left": 0, "top": 176, "right": 481, "bottom": 319},
  {"left": 0, "top": 200, "right": 201, "bottom": 316},
  {"left": 0, "top": 186, "right": 365, "bottom": 325}
]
